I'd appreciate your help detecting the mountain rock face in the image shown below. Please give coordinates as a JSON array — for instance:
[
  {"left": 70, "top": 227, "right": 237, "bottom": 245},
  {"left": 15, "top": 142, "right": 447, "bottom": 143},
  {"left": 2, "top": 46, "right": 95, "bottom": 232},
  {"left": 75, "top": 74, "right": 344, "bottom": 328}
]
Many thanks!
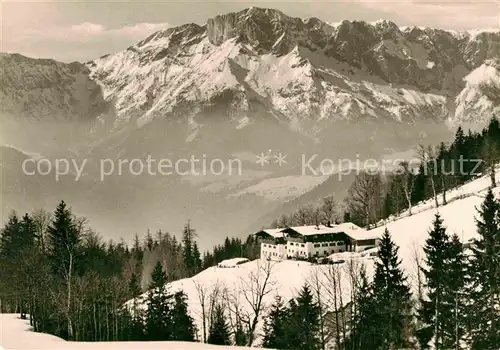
[
  {"left": 88, "top": 7, "right": 500, "bottom": 136},
  {"left": 1, "top": 53, "right": 109, "bottom": 122},
  {"left": 0, "top": 53, "right": 115, "bottom": 155},
  {"left": 455, "top": 58, "right": 500, "bottom": 123}
]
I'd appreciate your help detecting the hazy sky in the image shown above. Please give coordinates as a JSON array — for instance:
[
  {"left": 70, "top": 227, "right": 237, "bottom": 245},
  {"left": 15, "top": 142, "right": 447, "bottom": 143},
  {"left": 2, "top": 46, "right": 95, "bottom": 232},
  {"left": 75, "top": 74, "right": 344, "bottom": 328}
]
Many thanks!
[{"left": 1, "top": 0, "right": 499, "bottom": 62}]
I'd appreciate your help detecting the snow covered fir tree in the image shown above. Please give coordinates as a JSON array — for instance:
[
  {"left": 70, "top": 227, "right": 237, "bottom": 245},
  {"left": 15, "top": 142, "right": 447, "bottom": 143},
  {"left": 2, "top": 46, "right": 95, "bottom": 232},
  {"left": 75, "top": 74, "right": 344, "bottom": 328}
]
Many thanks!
[{"left": 1, "top": 2, "right": 500, "bottom": 349}]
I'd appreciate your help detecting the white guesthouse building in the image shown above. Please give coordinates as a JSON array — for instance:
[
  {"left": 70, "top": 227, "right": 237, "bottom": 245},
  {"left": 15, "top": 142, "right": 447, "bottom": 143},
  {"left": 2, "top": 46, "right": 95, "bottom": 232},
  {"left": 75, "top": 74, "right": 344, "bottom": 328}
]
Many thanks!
[{"left": 255, "top": 223, "right": 379, "bottom": 260}]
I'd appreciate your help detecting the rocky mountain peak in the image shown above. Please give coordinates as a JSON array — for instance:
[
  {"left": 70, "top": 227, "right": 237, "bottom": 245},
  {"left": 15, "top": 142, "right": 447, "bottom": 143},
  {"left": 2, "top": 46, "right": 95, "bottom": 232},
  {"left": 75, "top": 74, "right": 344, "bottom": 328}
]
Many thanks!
[
  {"left": 1, "top": 53, "right": 107, "bottom": 121},
  {"left": 136, "top": 23, "right": 205, "bottom": 49},
  {"left": 206, "top": 7, "right": 300, "bottom": 51}
]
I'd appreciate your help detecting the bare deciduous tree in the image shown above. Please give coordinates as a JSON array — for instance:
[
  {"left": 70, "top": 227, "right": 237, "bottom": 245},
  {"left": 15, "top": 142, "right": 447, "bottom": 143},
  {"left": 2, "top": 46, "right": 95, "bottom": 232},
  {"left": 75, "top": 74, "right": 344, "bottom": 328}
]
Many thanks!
[
  {"left": 237, "top": 259, "right": 276, "bottom": 346},
  {"left": 417, "top": 144, "right": 439, "bottom": 208},
  {"left": 277, "top": 214, "right": 292, "bottom": 228},
  {"left": 32, "top": 209, "right": 52, "bottom": 252},
  {"left": 344, "top": 259, "right": 362, "bottom": 350},
  {"left": 309, "top": 267, "right": 328, "bottom": 350},
  {"left": 293, "top": 205, "right": 317, "bottom": 226},
  {"left": 482, "top": 137, "right": 499, "bottom": 188},
  {"left": 322, "top": 263, "right": 347, "bottom": 350},
  {"left": 345, "top": 171, "right": 383, "bottom": 228},
  {"left": 193, "top": 279, "right": 222, "bottom": 343},
  {"left": 321, "top": 196, "right": 340, "bottom": 224},
  {"left": 396, "top": 161, "right": 416, "bottom": 216}
]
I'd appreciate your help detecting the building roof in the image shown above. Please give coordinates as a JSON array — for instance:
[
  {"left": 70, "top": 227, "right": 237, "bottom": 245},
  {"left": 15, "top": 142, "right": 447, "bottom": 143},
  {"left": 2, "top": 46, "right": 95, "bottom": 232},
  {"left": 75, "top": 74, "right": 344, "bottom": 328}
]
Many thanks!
[
  {"left": 255, "top": 228, "right": 286, "bottom": 238},
  {"left": 284, "top": 225, "right": 337, "bottom": 236},
  {"left": 255, "top": 223, "right": 378, "bottom": 241},
  {"left": 283, "top": 223, "right": 377, "bottom": 241},
  {"left": 330, "top": 223, "right": 377, "bottom": 240}
]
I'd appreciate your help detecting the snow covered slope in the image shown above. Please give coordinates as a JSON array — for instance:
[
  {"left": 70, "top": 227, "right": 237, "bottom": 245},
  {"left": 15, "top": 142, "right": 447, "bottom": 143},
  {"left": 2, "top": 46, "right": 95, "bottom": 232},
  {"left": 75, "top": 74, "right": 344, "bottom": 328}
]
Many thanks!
[{"left": 0, "top": 314, "right": 257, "bottom": 349}]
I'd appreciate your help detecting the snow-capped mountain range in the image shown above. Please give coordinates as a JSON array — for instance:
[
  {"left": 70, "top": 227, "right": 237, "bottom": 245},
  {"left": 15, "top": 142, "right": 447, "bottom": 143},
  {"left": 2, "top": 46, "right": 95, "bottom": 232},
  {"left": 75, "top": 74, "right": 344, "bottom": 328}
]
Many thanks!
[
  {"left": 1, "top": 7, "right": 499, "bottom": 246},
  {"left": 86, "top": 7, "right": 500, "bottom": 135}
]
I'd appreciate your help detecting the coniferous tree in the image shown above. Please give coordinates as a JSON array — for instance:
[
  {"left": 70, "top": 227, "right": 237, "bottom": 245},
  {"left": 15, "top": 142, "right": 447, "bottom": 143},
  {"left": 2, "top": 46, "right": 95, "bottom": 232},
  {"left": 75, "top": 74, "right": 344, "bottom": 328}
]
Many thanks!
[
  {"left": 145, "top": 261, "right": 172, "bottom": 340},
  {"left": 346, "top": 266, "right": 377, "bottom": 350},
  {"left": 372, "top": 229, "right": 413, "bottom": 350},
  {"left": 467, "top": 189, "right": 500, "bottom": 349},
  {"left": 263, "top": 295, "right": 290, "bottom": 349},
  {"left": 234, "top": 318, "right": 248, "bottom": 346},
  {"left": 171, "top": 291, "right": 196, "bottom": 341},
  {"left": 47, "top": 201, "right": 82, "bottom": 339},
  {"left": 441, "top": 234, "right": 467, "bottom": 349},
  {"left": 436, "top": 142, "right": 451, "bottom": 205},
  {"left": 128, "top": 272, "right": 144, "bottom": 340},
  {"left": 192, "top": 241, "right": 202, "bottom": 275},
  {"left": 288, "top": 284, "right": 321, "bottom": 350},
  {"left": 419, "top": 214, "right": 450, "bottom": 349},
  {"left": 18, "top": 213, "right": 38, "bottom": 319},
  {"left": 482, "top": 117, "right": 500, "bottom": 187},
  {"left": 451, "top": 126, "right": 471, "bottom": 183},
  {"left": 144, "top": 230, "right": 154, "bottom": 251},
  {"left": 182, "top": 222, "right": 198, "bottom": 276},
  {"left": 0, "top": 212, "right": 37, "bottom": 319},
  {"left": 207, "top": 304, "right": 231, "bottom": 345},
  {"left": 412, "top": 164, "right": 428, "bottom": 204}
]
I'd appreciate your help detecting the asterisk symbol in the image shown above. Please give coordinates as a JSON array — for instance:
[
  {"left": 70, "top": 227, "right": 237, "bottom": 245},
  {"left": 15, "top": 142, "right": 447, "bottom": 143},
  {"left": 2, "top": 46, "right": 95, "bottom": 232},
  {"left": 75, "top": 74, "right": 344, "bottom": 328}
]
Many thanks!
[
  {"left": 256, "top": 152, "right": 270, "bottom": 167},
  {"left": 273, "top": 152, "right": 287, "bottom": 167}
]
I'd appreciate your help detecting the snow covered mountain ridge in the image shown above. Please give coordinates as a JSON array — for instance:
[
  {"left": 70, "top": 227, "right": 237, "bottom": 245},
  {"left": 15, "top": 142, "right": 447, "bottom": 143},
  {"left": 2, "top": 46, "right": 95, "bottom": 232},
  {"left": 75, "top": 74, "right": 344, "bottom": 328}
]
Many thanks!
[{"left": 86, "top": 7, "right": 500, "bottom": 136}]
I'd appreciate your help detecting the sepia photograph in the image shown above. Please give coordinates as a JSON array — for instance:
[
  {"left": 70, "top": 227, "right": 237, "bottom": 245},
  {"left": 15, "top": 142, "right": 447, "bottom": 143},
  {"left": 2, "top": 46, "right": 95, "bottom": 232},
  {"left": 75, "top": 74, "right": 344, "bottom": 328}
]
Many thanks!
[{"left": 1, "top": 0, "right": 499, "bottom": 349}]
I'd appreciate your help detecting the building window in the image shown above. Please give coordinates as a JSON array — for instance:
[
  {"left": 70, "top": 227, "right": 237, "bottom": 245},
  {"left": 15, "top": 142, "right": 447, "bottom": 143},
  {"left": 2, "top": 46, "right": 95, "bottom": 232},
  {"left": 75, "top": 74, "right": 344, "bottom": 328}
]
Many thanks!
[
  {"left": 337, "top": 242, "right": 343, "bottom": 246},
  {"left": 322, "top": 243, "right": 328, "bottom": 247},
  {"left": 314, "top": 244, "right": 320, "bottom": 248},
  {"left": 329, "top": 242, "right": 335, "bottom": 246},
  {"left": 301, "top": 244, "right": 305, "bottom": 247}
]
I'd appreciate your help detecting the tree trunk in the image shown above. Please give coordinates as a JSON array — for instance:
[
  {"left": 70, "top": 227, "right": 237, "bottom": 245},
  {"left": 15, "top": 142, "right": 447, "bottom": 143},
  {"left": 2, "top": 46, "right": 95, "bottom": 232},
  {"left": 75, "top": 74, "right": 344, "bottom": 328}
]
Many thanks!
[
  {"left": 106, "top": 302, "right": 110, "bottom": 341},
  {"left": 333, "top": 274, "right": 341, "bottom": 350},
  {"left": 435, "top": 293, "right": 439, "bottom": 350},
  {"left": 67, "top": 252, "right": 74, "bottom": 340},
  {"left": 455, "top": 292, "right": 459, "bottom": 350},
  {"left": 441, "top": 177, "right": 447, "bottom": 205},
  {"left": 490, "top": 166, "right": 496, "bottom": 188},
  {"left": 431, "top": 175, "right": 439, "bottom": 208},
  {"left": 202, "top": 305, "right": 206, "bottom": 343},
  {"left": 93, "top": 302, "right": 98, "bottom": 341}
]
